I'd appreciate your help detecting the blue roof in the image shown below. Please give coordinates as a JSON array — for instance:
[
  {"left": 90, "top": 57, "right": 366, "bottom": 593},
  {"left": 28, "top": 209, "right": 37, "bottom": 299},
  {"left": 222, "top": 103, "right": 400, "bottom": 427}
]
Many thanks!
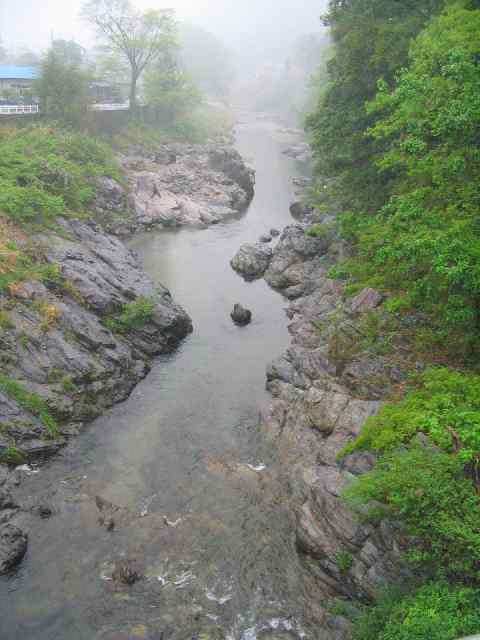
[{"left": 0, "top": 66, "right": 40, "bottom": 80}]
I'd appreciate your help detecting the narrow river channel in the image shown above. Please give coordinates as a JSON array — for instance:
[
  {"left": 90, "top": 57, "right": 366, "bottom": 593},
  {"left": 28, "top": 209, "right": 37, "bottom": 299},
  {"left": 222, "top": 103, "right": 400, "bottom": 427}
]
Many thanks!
[{"left": 0, "top": 119, "right": 316, "bottom": 640}]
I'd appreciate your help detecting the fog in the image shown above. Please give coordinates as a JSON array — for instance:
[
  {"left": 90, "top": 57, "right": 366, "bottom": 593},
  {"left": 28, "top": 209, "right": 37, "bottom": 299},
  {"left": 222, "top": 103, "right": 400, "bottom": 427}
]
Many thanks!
[{"left": 0, "top": 0, "right": 327, "bottom": 64}]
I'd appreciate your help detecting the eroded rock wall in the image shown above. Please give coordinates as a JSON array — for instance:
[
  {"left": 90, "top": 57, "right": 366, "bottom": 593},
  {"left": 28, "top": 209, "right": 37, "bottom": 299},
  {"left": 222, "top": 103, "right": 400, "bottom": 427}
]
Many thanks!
[{"left": 260, "top": 216, "right": 410, "bottom": 634}]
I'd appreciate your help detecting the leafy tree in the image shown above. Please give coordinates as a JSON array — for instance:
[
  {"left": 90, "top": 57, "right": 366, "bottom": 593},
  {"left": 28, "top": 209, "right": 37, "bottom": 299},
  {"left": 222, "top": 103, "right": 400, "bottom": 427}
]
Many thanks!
[
  {"left": 36, "top": 40, "right": 92, "bottom": 127},
  {"left": 144, "top": 50, "right": 201, "bottom": 127},
  {"left": 306, "top": 0, "right": 445, "bottom": 212},
  {"left": 81, "top": 0, "right": 176, "bottom": 113},
  {"left": 342, "top": 4, "right": 480, "bottom": 347}
]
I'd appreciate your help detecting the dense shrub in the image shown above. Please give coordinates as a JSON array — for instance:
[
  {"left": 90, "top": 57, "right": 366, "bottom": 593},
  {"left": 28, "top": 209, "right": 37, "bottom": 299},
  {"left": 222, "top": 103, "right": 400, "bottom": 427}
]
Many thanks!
[
  {"left": 340, "top": 367, "right": 480, "bottom": 462},
  {"left": 354, "top": 581, "right": 480, "bottom": 640},
  {"left": 0, "top": 125, "right": 120, "bottom": 228},
  {"left": 333, "top": 5, "right": 480, "bottom": 349},
  {"left": 344, "top": 446, "right": 480, "bottom": 579}
]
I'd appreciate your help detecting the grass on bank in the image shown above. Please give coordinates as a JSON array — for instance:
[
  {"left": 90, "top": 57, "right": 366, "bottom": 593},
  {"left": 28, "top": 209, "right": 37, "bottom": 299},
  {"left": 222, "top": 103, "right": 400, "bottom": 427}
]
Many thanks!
[{"left": 0, "top": 375, "right": 58, "bottom": 437}]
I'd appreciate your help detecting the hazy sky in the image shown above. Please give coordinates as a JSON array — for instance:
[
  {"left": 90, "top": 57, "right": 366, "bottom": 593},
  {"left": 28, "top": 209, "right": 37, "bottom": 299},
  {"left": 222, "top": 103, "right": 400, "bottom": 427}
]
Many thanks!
[{"left": 0, "top": 0, "right": 327, "bottom": 58}]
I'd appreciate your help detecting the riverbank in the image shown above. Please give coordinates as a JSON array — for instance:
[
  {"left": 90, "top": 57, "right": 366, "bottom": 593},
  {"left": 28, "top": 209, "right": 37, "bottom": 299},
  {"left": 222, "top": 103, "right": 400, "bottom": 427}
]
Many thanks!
[
  {"left": 234, "top": 196, "right": 412, "bottom": 636},
  {"left": 0, "top": 131, "right": 255, "bottom": 577}
]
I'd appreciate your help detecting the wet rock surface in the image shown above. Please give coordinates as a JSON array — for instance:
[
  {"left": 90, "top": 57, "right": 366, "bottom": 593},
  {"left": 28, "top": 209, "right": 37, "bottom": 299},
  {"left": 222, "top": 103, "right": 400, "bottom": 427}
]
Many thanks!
[
  {"left": 0, "top": 523, "right": 28, "bottom": 573},
  {"left": 231, "top": 303, "right": 252, "bottom": 326},
  {"left": 230, "top": 242, "right": 273, "bottom": 279}
]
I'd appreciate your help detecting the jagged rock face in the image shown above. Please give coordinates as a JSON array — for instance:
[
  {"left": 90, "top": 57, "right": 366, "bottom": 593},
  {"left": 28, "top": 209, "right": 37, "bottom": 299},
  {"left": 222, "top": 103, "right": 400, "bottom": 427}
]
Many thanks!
[
  {"left": 264, "top": 225, "right": 333, "bottom": 298},
  {"left": 230, "top": 243, "right": 273, "bottom": 279},
  {"left": 120, "top": 144, "right": 255, "bottom": 231},
  {"left": 0, "top": 219, "right": 192, "bottom": 462},
  {"left": 0, "top": 524, "right": 27, "bottom": 573},
  {"left": 261, "top": 217, "right": 411, "bottom": 630}
]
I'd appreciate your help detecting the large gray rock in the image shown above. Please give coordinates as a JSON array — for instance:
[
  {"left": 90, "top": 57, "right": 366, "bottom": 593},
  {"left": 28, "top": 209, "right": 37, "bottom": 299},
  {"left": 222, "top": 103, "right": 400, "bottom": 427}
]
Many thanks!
[
  {"left": 290, "top": 201, "right": 314, "bottom": 221},
  {"left": 231, "top": 304, "right": 252, "bottom": 326},
  {"left": 124, "top": 143, "right": 255, "bottom": 231},
  {"left": 231, "top": 242, "right": 273, "bottom": 279},
  {"left": 0, "top": 524, "right": 27, "bottom": 574},
  {"left": 264, "top": 225, "right": 333, "bottom": 295}
]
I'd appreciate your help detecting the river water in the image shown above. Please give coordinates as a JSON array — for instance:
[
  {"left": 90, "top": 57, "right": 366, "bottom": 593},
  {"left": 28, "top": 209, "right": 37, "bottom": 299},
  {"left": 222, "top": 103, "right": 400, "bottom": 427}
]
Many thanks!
[{"left": 0, "top": 120, "right": 317, "bottom": 640}]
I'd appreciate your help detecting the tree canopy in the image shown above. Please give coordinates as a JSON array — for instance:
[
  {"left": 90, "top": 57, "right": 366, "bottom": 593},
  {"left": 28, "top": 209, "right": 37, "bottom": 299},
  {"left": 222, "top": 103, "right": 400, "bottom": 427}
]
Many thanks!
[
  {"left": 81, "top": 0, "right": 176, "bottom": 112},
  {"left": 36, "top": 40, "right": 92, "bottom": 128}
]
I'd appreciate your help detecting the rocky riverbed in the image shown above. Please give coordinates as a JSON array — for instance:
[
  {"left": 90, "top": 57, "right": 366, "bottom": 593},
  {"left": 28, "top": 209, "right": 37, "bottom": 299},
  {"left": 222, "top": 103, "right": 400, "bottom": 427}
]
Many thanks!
[
  {"left": 239, "top": 204, "right": 411, "bottom": 636},
  {"left": 0, "top": 139, "right": 255, "bottom": 577}
]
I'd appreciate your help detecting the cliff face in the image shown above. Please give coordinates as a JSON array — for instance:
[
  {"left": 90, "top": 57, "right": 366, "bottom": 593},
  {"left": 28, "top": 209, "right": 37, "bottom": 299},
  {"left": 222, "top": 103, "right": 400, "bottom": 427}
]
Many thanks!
[{"left": 259, "top": 219, "right": 411, "bottom": 636}]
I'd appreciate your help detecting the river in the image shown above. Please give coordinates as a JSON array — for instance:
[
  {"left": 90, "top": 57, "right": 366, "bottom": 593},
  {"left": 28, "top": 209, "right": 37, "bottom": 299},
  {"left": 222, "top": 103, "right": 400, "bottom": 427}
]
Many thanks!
[{"left": 0, "top": 119, "right": 317, "bottom": 640}]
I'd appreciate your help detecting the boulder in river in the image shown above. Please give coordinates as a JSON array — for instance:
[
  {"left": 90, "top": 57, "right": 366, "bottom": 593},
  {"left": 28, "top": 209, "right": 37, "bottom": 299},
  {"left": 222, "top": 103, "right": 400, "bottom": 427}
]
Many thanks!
[
  {"left": 289, "top": 201, "right": 314, "bottom": 221},
  {"left": 231, "top": 304, "right": 252, "bottom": 326},
  {"left": 270, "top": 228, "right": 280, "bottom": 237},
  {"left": 230, "top": 243, "right": 273, "bottom": 279},
  {"left": 0, "top": 524, "right": 27, "bottom": 574}
]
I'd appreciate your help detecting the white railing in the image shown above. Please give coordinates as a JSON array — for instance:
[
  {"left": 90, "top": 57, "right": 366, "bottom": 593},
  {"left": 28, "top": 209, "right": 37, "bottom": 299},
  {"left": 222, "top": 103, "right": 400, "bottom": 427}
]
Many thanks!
[
  {"left": 0, "top": 104, "right": 40, "bottom": 115},
  {"left": 89, "top": 102, "right": 130, "bottom": 111}
]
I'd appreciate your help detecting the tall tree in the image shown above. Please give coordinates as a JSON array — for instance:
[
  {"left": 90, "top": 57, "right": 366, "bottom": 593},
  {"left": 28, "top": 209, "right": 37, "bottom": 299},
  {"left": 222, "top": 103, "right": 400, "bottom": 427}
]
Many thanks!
[
  {"left": 144, "top": 50, "right": 201, "bottom": 127},
  {"left": 306, "top": 0, "right": 446, "bottom": 213},
  {"left": 36, "top": 40, "right": 92, "bottom": 128},
  {"left": 81, "top": 0, "right": 176, "bottom": 113}
]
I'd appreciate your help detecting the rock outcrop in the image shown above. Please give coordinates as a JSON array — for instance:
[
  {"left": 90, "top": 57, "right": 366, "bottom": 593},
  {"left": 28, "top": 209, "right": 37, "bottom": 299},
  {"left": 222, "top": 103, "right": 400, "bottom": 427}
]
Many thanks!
[
  {"left": 260, "top": 211, "right": 411, "bottom": 634},
  {"left": 264, "top": 225, "right": 334, "bottom": 299},
  {"left": 230, "top": 243, "right": 273, "bottom": 280},
  {"left": 118, "top": 143, "right": 255, "bottom": 232},
  {"left": 0, "top": 219, "right": 192, "bottom": 462}
]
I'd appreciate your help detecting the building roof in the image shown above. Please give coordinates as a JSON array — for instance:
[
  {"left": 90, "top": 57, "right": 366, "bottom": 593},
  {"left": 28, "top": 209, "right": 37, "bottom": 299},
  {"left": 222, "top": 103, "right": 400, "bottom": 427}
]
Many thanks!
[{"left": 0, "top": 66, "right": 40, "bottom": 81}]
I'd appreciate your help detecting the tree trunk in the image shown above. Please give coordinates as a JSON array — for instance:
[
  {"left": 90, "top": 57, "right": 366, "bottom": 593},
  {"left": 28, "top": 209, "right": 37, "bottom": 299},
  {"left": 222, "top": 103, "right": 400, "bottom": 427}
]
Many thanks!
[{"left": 129, "top": 72, "right": 138, "bottom": 116}]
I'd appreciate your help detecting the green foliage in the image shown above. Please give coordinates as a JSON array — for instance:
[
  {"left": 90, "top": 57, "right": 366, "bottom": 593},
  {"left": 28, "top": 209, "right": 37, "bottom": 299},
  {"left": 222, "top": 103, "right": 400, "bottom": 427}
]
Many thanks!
[
  {"left": 0, "top": 125, "right": 119, "bottom": 228},
  {"left": 112, "top": 104, "right": 234, "bottom": 149},
  {"left": 0, "top": 309, "right": 13, "bottom": 330},
  {"left": 104, "top": 297, "right": 155, "bottom": 333},
  {"left": 0, "top": 375, "right": 58, "bottom": 436},
  {"left": 0, "top": 447, "right": 27, "bottom": 465},
  {"left": 81, "top": 0, "right": 176, "bottom": 111},
  {"left": 354, "top": 581, "right": 480, "bottom": 640},
  {"left": 326, "top": 5, "right": 480, "bottom": 351},
  {"left": 144, "top": 52, "right": 201, "bottom": 128},
  {"left": 36, "top": 39, "right": 92, "bottom": 127},
  {"left": 340, "top": 367, "right": 480, "bottom": 462},
  {"left": 336, "top": 551, "right": 354, "bottom": 575},
  {"left": 306, "top": 0, "right": 444, "bottom": 213},
  {"left": 345, "top": 446, "right": 480, "bottom": 580},
  {"left": 305, "top": 223, "right": 330, "bottom": 238}
]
